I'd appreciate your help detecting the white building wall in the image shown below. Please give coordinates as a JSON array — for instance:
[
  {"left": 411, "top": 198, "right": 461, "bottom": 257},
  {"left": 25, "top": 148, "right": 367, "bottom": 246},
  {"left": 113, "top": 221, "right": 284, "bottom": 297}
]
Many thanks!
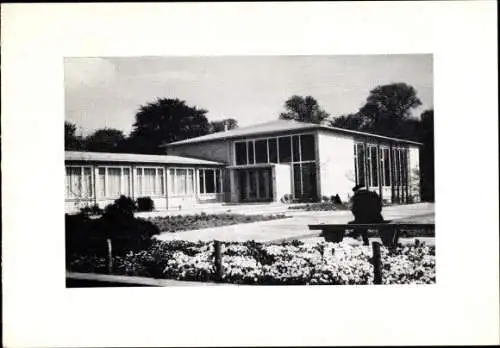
[
  {"left": 409, "top": 145, "right": 421, "bottom": 202},
  {"left": 273, "top": 163, "right": 292, "bottom": 202},
  {"left": 317, "top": 131, "right": 355, "bottom": 203}
]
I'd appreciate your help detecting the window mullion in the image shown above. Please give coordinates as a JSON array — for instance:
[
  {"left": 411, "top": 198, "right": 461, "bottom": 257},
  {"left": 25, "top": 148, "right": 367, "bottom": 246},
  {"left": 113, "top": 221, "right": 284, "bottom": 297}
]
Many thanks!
[
  {"left": 276, "top": 137, "right": 280, "bottom": 163},
  {"left": 266, "top": 139, "right": 270, "bottom": 164},
  {"left": 246, "top": 142, "right": 249, "bottom": 165},
  {"left": 253, "top": 141, "right": 256, "bottom": 165},
  {"left": 104, "top": 168, "right": 108, "bottom": 197},
  {"left": 213, "top": 169, "right": 217, "bottom": 193},
  {"left": 299, "top": 135, "right": 302, "bottom": 163},
  {"left": 79, "top": 167, "right": 84, "bottom": 198}
]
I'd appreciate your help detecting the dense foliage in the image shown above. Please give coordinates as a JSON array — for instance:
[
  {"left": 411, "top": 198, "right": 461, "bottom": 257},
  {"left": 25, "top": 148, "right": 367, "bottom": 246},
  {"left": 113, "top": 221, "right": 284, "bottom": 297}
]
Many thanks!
[
  {"left": 66, "top": 196, "right": 159, "bottom": 259},
  {"left": 137, "top": 197, "right": 155, "bottom": 212},
  {"left": 279, "top": 95, "right": 330, "bottom": 124},
  {"left": 68, "top": 239, "right": 436, "bottom": 285}
]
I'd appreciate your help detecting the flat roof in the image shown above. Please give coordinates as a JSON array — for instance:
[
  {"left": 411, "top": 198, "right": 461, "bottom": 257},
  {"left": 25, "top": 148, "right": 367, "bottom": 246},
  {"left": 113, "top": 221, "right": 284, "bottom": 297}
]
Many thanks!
[
  {"left": 65, "top": 151, "right": 224, "bottom": 166},
  {"left": 163, "top": 119, "right": 423, "bottom": 147}
]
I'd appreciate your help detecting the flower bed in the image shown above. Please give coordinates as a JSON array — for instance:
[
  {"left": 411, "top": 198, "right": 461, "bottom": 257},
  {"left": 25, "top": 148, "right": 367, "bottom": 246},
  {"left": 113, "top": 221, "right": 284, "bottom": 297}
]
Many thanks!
[
  {"left": 68, "top": 239, "right": 435, "bottom": 285},
  {"left": 288, "top": 202, "right": 349, "bottom": 211},
  {"left": 146, "top": 213, "right": 288, "bottom": 233}
]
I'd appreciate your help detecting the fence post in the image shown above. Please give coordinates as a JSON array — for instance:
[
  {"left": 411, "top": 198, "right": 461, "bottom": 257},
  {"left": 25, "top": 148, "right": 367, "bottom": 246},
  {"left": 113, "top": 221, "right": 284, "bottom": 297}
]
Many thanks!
[
  {"left": 106, "top": 238, "right": 113, "bottom": 274},
  {"left": 214, "top": 240, "right": 223, "bottom": 283},
  {"left": 372, "top": 241, "right": 382, "bottom": 285}
]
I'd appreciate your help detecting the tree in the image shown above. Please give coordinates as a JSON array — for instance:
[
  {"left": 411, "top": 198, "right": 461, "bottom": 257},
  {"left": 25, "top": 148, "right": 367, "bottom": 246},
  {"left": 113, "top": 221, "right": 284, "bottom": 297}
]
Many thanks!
[
  {"left": 65, "top": 121, "right": 85, "bottom": 150},
  {"left": 279, "top": 95, "right": 330, "bottom": 124},
  {"left": 126, "top": 98, "right": 210, "bottom": 154},
  {"left": 330, "top": 113, "right": 368, "bottom": 130},
  {"left": 357, "top": 83, "right": 422, "bottom": 136},
  {"left": 209, "top": 118, "right": 239, "bottom": 133},
  {"left": 85, "top": 128, "right": 126, "bottom": 152}
]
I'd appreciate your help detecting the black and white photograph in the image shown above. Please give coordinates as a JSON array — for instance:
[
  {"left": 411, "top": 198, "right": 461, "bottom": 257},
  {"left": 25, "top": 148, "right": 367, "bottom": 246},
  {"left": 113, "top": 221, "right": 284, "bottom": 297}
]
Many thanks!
[
  {"left": 64, "top": 54, "right": 436, "bottom": 287},
  {"left": 2, "top": 2, "right": 498, "bottom": 347}
]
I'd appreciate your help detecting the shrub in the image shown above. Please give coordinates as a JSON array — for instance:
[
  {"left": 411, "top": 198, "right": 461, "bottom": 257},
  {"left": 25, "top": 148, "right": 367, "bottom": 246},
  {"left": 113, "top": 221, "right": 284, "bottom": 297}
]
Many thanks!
[
  {"left": 79, "top": 204, "right": 103, "bottom": 217},
  {"left": 105, "top": 195, "right": 137, "bottom": 217},
  {"left": 137, "top": 197, "right": 155, "bottom": 212},
  {"left": 65, "top": 213, "right": 107, "bottom": 258},
  {"left": 66, "top": 196, "right": 160, "bottom": 258}
]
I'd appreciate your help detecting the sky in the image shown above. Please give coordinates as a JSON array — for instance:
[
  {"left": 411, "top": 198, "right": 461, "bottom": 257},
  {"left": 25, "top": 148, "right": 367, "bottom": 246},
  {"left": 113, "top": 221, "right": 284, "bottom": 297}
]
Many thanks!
[{"left": 65, "top": 54, "right": 433, "bottom": 136}]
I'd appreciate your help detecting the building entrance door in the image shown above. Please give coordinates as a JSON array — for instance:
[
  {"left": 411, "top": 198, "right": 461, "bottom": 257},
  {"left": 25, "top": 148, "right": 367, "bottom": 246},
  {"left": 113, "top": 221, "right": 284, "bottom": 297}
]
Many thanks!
[{"left": 238, "top": 168, "right": 273, "bottom": 202}]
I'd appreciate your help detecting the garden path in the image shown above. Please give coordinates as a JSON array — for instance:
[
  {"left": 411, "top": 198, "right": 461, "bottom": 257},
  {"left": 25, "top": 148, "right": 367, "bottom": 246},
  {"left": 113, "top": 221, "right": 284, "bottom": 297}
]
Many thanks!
[{"left": 154, "top": 203, "right": 435, "bottom": 243}]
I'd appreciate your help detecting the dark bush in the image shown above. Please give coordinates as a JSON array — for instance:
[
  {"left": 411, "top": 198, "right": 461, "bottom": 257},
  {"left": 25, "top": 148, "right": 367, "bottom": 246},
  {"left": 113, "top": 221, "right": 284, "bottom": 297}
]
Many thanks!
[
  {"left": 79, "top": 204, "right": 103, "bottom": 217},
  {"left": 137, "top": 197, "right": 155, "bottom": 212},
  {"left": 66, "top": 196, "right": 159, "bottom": 259},
  {"left": 105, "top": 195, "right": 137, "bottom": 217},
  {"left": 65, "top": 213, "right": 107, "bottom": 259},
  {"left": 97, "top": 212, "right": 160, "bottom": 255}
]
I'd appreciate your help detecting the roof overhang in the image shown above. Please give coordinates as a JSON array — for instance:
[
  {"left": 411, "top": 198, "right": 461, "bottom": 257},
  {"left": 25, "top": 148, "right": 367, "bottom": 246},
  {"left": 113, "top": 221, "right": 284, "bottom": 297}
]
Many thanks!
[{"left": 65, "top": 151, "right": 225, "bottom": 166}]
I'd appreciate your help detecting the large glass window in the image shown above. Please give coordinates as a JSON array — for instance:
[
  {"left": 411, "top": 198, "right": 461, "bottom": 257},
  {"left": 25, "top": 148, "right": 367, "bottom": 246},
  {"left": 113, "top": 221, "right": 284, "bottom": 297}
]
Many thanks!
[
  {"left": 108, "top": 168, "right": 122, "bottom": 197},
  {"left": 136, "top": 168, "right": 165, "bottom": 196},
  {"left": 235, "top": 142, "right": 247, "bottom": 165},
  {"left": 293, "top": 162, "right": 317, "bottom": 198},
  {"left": 293, "top": 164, "right": 302, "bottom": 198},
  {"left": 97, "top": 166, "right": 131, "bottom": 198},
  {"left": 123, "top": 168, "right": 131, "bottom": 196},
  {"left": 169, "top": 168, "right": 194, "bottom": 196},
  {"left": 393, "top": 148, "right": 401, "bottom": 186},
  {"left": 98, "top": 168, "right": 106, "bottom": 197},
  {"left": 65, "top": 166, "right": 93, "bottom": 199},
  {"left": 300, "top": 134, "right": 315, "bottom": 161},
  {"left": 205, "top": 170, "right": 215, "bottom": 193},
  {"left": 268, "top": 138, "right": 278, "bottom": 163},
  {"left": 354, "top": 143, "right": 366, "bottom": 187},
  {"left": 301, "top": 162, "right": 317, "bottom": 198},
  {"left": 368, "top": 145, "right": 379, "bottom": 187},
  {"left": 382, "top": 147, "right": 391, "bottom": 187},
  {"left": 199, "top": 168, "right": 223, "bottom": 194},
  {"left": 215, "top": 170, "right": 221, "bottom": 193},
  {"left": 255, "top": 139, "right": 268, "bottom": 163},
  {"left": 401, "top": 149, "right": 408, "bottom": 187},
  {"left": 234, "top": 133, "right": 316, "bottom": 165},
  {"left": 278, "top": 136, "right": 292, "bottom": 163},
  {"left": 136, "top": 167, "right": 164, "bottom": 196},
  {"left": 292, "top": 135, "right": 301, "bottom": 162},
  {"left": 176, "top": 169, "right": 187, "bottom": 195},
  {"left": 247, "top": 141, "right": 255, "bottom": 164}
]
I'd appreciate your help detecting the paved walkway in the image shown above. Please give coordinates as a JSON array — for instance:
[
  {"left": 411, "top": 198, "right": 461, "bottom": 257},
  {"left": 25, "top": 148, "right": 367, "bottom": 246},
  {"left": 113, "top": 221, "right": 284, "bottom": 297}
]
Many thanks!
[
  {"left": 135, "top": 202, "right": 305, "bottom": 218},
  {"left": 154, "top": 203, "right": 435, "bottom": 243}
]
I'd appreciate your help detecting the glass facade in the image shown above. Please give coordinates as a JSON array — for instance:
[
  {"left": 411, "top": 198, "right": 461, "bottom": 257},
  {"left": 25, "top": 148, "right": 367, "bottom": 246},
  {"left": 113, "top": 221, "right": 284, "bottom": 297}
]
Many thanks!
[
  {"left": 65, "top": 166, "right": 93, "bottom": 199},
  {"left": 199, "top": 168, "right": 223, "bottom": 194},
  {"left": 354, "top": 142, "right": 410, "bottom": 201},
  {"left": 234, "top": 133, "right": 317, "bottom": 200},
  {"left": 234, "top": 133, "right": 316, "bottom": 166}
]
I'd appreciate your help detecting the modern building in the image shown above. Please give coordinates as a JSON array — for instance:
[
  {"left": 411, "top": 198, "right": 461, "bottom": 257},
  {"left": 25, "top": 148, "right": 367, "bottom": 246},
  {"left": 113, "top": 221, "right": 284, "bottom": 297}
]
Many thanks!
[
  {"left": 65, "top": 120, "right": 422, "bottom": 213},
  {"left": 65, "top": 151, "right": 225, "bottom": 213}
]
